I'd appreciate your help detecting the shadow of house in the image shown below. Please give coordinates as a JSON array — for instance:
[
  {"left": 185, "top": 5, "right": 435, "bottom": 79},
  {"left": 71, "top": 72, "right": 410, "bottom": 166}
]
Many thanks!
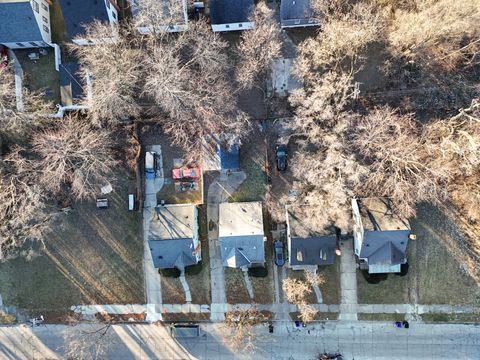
[
  {"left": 148, "top": 204, "right": 201, "bottom": 270},
  {"left": 58, "top": 0, "right": 118, "bottom": 45},
  {"left": 218, "top": 202, "right": 265, "bottom": 268},
  {"left": 209, "top": 0, "right": 254, "bottom": 32},
  {"left": 352, "top": 198, "right": 411, "bottom": 274},
  {"left": 285, "top": 205, "right": 337, "bottom": 271},
  {"left": 280, "top": 0, "right": 321, "bottom": 29}
]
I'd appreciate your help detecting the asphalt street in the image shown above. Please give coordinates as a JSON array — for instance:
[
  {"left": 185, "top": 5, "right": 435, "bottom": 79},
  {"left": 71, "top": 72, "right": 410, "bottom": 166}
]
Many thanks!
[{"left": 0, "top": 321, "right": 478, "bottom": 359}]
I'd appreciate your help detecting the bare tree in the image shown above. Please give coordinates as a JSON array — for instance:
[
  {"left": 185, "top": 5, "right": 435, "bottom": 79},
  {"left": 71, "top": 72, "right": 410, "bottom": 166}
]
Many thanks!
[
  {"left": 62, "top": 323, "right": 114, "bottom": 360},
  {"left": 388, "top": 0, "right": 480, "bottom": 69},
  {"left": 142, "top": 20, "right": 250, "bottom": 155},
  {"left": 132, "top": 0, "right": 186, "bottom": 36},
  {"left": 235, "top": 3, "right": 281, "bottom": 89},
  {"left": 350, "top": 106, "right": 449, "bottom": 218},
  {"left": 32, "top": 116, "right": 118, "bottom": 200},
  {"left": 282, "top": 276, "right": 318, "bottom": 323},
  {"left": 0, "top": 149, "right": 50, "bottom": 259},
  {"left": 224, "top": 306, "right": 266, "bottom": 351},
  {"left": 0, "top": 70, "right": 50, "bottom": 145},
  {"left": 73, "top": 21, "right": 143, "bottom": 126}
]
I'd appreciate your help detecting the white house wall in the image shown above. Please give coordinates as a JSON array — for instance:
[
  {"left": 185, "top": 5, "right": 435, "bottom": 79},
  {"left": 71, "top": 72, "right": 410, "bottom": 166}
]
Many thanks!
[
  {"left": 211, "top": 21, "right": 254, "bottom": 32},
  {"left": 31, "top": 0, "right": 52, "bottom": 44}
]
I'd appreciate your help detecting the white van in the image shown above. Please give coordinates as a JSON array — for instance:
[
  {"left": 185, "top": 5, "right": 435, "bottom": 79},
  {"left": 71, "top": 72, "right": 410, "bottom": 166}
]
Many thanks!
[{"left": 145, "top": 151, "right": 156, "bottom": 179}]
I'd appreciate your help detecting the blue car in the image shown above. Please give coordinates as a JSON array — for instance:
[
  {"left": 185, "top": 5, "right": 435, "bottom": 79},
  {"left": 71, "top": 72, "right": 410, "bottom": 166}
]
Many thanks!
[{"left": 274, "top": 240, "right": 284, "bottom": 266}]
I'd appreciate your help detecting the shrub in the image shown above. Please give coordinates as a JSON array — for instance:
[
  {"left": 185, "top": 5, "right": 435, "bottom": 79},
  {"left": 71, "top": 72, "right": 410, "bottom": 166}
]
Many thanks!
[
  {"left": 185, "top": 262, "right": 203, "bottom": 276},
  {"left": 248, "top": 267, "right": 268, "bottom": 277},
  {"left": 159, "top": 268, "right": 180, "bottom": 278}
]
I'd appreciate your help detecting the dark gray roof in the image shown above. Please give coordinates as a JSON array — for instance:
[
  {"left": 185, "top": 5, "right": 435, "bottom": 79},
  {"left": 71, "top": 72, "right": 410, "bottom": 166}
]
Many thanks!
[
  {"left": 280, "top": 0, "right": 319, "bottom": 27},
  {"left": 220, "top": 235, "right": 265, "bottom": 268},
  {"left": 290, "top": 235, "right": 336, "bottom": 266},
  {"left": 148, "top": 239, "right": 197, "bottom": 269},
  {"left": 0, "top": 2, "right": 43, "bottom": 44},
  {"left": 58, "top": 0, "right": 110, "bottom": 39},
  {"left": 359, "top": 230, "right": 410, "bottom": 266},
  {"left": 209, "top": 0, "right": 254, "bottom": 25},
  {"left": 59, "top": 62, "right": 84, "bottom": 106}
]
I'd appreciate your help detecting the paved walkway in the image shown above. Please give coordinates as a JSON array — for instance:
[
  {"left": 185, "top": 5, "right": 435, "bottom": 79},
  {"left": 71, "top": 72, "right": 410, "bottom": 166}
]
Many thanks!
[
  {"left": 8, "top": 50, "right": 23, "bottom": 111},
  {"left": 179, "top": 271, "right": 192, "bottom": 303},
  {"left": 207, "top": 171, "right": 246, "bottom": 321},
  {"left": 339, "top": 239, "right": 358, "bottom": 321}
]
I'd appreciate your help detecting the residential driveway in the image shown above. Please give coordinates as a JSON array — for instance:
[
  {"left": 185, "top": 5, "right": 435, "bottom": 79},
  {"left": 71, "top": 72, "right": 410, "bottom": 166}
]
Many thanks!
[
  {"left": 207, "top": 171, "right": 246, "bottom": 321},
  {"left": 339, "top": 239, "right": 358, "bottom": 321},
  {"left": 143, "top": 145, "right": 165, "bottom": 321},
  {"left": 144, "top": 145, "right": 164, "bottom": 208}
]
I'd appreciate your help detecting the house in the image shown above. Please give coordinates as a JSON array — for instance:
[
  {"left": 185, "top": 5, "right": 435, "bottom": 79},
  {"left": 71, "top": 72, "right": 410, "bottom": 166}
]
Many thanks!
[
  {"left": 148, "top": 204, "right": 201, "bottom": 270},
  {"left": 286, "top": 205, "right": 337, "bottom": 271},
  {"left": 58, "top": 0, "right": 118, "bottom": 45},
  {"left": 209, "top": 0, "right": 254, "bottom": 32},
  {"left": 129, "top": 0, "right": 188, "bottom": 34},
  {"left": 352, "top": 198, "right": 411, "bottom": 274},
  {"left": 280, "top": 0, "right": 320, "bottom": 29},
  {"left": 218, "top": 202, "right": 265, "bottom": 268},
  {"left": 0, "top": 0, "right": 51, "bottom": 49}
]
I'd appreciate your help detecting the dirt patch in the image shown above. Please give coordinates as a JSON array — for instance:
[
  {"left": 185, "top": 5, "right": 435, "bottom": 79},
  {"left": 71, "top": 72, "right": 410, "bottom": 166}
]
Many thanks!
[
  {"left": 185, "top": 205, "right": 211, "bottom": 305},
  {"left": 225, "top": 268, "right": 251, "bottom": 304},
  {"left": 285, "top": 269, "right": 318, "bottom": 305},
  {"left": 420, "top": 313, "right": 480, "bottom": 323},
  {"left": 228, "top": 128, "right": 267, "bottom": 203},
  {"left": 317, "top": 258, "right": 341, "bottom": 305},
  {"left": 95, "top": 312, "right": 145, "bottom": 323},
  {"left": 160, "top": 276, "right": 186, "bottom": 305},
  {"left": 251, "top": 246, "right": 274, "bottom": 304},
  {"left": 161, "top": 313, "right": 210, "bottom": 322},
  {"left": 289, "top": 311, "right": 338, "bottom": 321},
  {"left": 358, "top": 313, "right": 406, "bottom": 322}
]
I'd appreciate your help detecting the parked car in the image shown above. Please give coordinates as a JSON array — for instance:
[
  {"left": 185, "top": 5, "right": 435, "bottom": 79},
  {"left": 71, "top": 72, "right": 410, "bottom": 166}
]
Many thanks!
[
  {"left": 276, "top": 144, "right": 287, "bottom": 171},
  {"left": 0, "top": 46, "right": 8, "bottom": 71},
  {"left": 274, "top": 240, "right": 284, "bottom": 266},
  {"left": 145, "top": 151, "right": 156, "bottom": 180},
  {"left": 172, "top": 166, "right": 201, "bottom": 180}
]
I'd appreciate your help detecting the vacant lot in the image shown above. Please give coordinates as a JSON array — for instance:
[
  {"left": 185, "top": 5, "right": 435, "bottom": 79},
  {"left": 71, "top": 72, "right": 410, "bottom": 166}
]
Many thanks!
[
  {"left": 0, "top": 169, "right": 144, "bottom": 315},
  {"left": 411, "top": 204, "right": 479, "bottom": 305}
]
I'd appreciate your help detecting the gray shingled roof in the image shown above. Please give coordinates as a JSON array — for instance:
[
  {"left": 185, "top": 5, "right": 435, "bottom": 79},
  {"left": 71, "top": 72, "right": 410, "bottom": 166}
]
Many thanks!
[
  {"left": 359, "top": 230, "right": 410, "bottom": 266},
  {"left": 58, "top": 0, "right": 110, "bottom": 39},
  {"left": 220, "top": 235, "right": 265, "bottom": 268},
  {"left": 148, "top": 239, "right": 197, "bottom": 269},
  {"left": 280, "top": 0, "right": 319, "bottom": 27},
  {"left": 209, "top": 0, "right": 253, "bottom": 25},
  {"left": 0, "top": 2, "right": 43, "bottom": 44},
  {"left": 290, "top": 235, "right": 336, "bottom": 266}
]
